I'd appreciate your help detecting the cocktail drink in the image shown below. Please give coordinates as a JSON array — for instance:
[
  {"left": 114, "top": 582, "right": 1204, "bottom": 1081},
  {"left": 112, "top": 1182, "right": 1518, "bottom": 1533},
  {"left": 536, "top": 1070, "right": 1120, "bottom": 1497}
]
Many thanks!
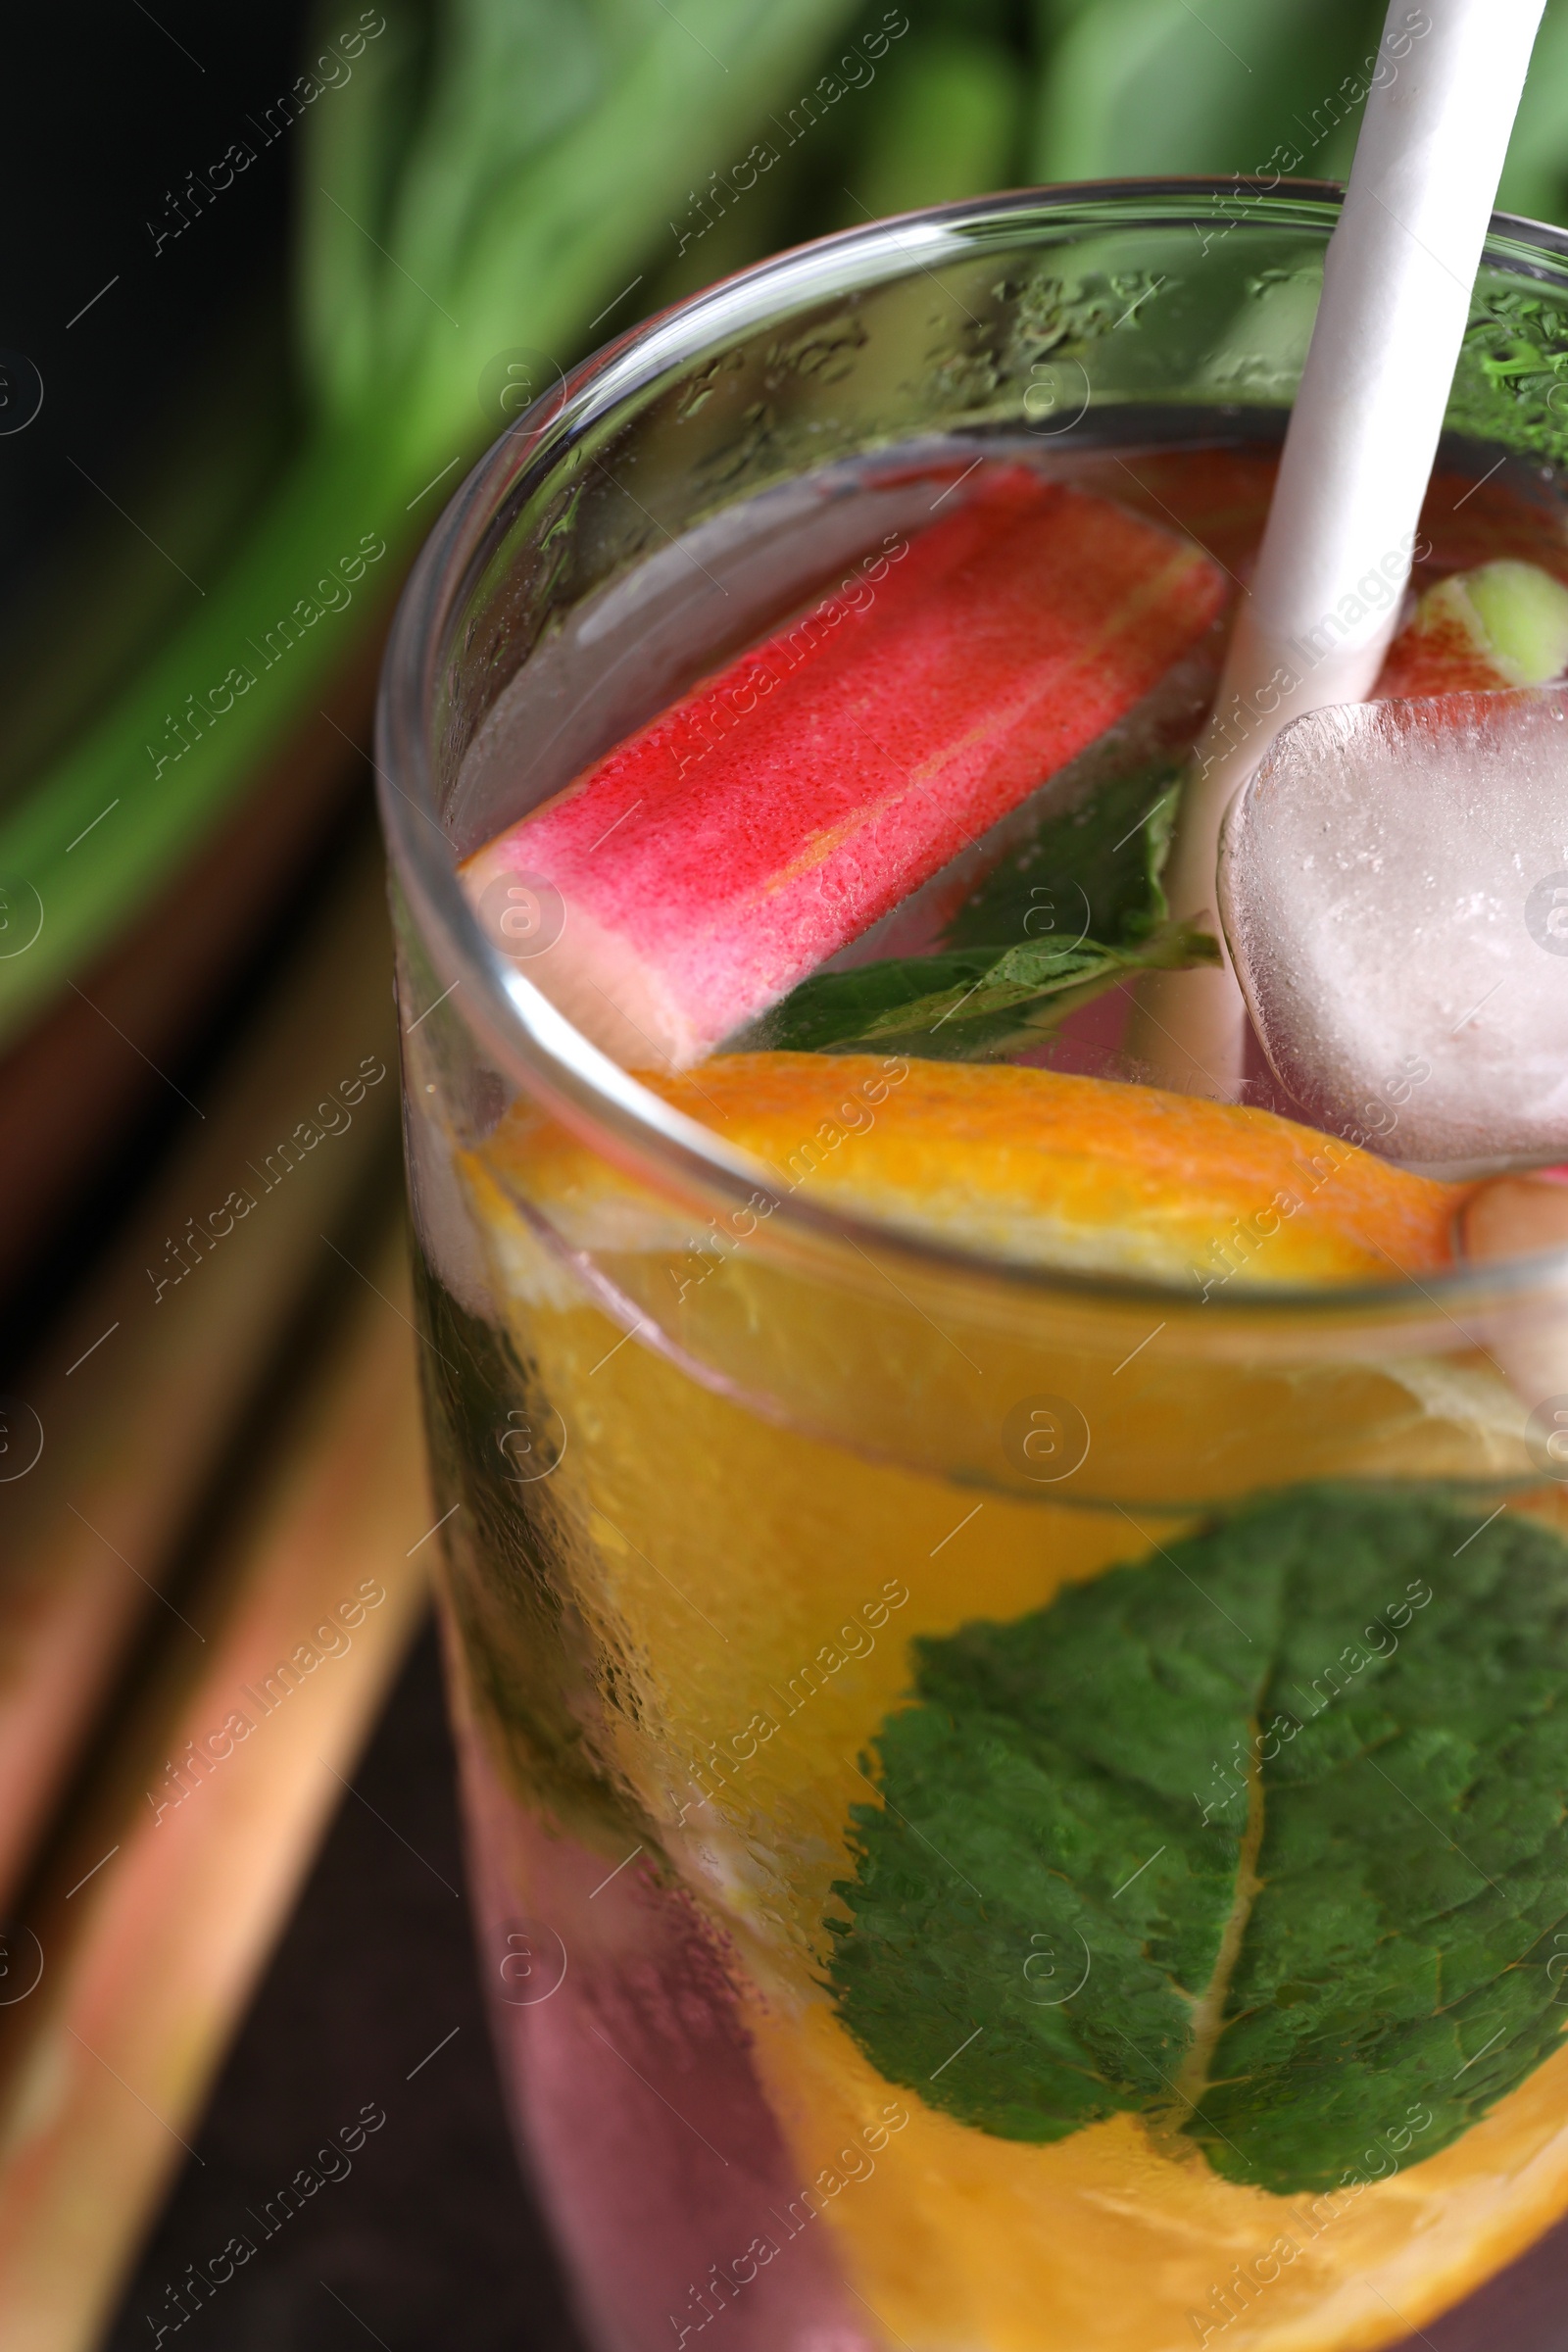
[{"left": 377, "top": 188, "right": 1568, "bottom": 2352}]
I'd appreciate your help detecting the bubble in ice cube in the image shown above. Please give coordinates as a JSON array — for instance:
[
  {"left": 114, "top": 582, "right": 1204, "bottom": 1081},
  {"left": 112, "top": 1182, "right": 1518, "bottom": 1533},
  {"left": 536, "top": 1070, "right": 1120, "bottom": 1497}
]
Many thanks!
[{"left": 1219, "top": 690, "right": 1568, "bottom": 1174}]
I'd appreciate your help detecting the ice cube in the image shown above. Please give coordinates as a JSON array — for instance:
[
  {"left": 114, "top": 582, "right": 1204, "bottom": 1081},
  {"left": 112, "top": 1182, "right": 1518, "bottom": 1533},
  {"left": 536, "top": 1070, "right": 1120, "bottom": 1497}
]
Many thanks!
[{"left": 1219, "top": 689, "right": 1568, "bottom": 1175}]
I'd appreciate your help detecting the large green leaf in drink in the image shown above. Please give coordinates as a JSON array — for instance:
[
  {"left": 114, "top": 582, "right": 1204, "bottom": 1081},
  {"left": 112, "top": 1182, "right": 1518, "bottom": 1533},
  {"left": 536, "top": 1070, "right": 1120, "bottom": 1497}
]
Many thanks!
[{"left": 828, "top": 1487, "right": 1568, "bottom": 2193}]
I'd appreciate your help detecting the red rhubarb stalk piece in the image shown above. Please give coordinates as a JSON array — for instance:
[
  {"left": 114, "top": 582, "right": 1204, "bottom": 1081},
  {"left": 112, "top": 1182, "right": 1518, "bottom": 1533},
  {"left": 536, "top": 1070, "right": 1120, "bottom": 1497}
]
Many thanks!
[{"left": 463, "top": 470, "right": 1226, "bottom": 1070}]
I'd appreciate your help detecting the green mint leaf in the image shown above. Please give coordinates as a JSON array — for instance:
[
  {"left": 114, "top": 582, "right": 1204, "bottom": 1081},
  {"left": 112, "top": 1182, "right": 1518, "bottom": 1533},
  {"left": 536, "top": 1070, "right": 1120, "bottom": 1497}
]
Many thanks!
[
  {"left": 756, "top": 917, "right": 1217, "bottom": 1056},
  {"left": 942, "top": 759, "right": 1182, "bottom": 953},
  {"left": 751, "top": 948, "right": 1012, "bottom": 1054},
  {"left": 828, "top": 1486, "right": 1568, "bottom": 2194}
]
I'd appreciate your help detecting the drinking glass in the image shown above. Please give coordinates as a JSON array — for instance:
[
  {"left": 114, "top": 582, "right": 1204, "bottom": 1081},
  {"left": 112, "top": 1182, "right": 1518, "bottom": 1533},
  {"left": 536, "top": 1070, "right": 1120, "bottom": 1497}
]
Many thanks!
[{"left": 376, "top": 182, "right": 1568, "bottom": 2352}]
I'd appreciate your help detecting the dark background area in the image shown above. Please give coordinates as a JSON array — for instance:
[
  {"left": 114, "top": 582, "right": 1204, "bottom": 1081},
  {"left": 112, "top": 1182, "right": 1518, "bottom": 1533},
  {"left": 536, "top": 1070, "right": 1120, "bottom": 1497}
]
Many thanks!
[
  {"left": 0, "top": 6, "right": 298, "bottom": 596},
  {"left": 0, "top": 0, "right": 318, "bottom": 1381},
  {"left": 0, "top": 2, "right": 305, "bottom": 783}
]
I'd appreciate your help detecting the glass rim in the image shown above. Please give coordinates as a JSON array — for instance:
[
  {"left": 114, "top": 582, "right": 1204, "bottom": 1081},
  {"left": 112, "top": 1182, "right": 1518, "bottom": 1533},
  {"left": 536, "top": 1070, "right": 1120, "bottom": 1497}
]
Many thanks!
[{"left": 377, "top": 175, "right": 1568, "bottom": 1335}]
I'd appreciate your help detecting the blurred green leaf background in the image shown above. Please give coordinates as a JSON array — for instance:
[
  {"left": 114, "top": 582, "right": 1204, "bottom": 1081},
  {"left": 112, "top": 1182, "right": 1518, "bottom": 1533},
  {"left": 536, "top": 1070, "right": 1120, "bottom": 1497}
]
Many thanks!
[{"left": 4, "top": 0, "right": 1568, "bottom": 1055}]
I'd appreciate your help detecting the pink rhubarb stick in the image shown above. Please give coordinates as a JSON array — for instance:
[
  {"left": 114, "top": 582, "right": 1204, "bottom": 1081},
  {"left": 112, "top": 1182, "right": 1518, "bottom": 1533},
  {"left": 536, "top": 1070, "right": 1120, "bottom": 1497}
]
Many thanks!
[{"left": 464, "top": 470, "right": 1227, "bottom": 1069}]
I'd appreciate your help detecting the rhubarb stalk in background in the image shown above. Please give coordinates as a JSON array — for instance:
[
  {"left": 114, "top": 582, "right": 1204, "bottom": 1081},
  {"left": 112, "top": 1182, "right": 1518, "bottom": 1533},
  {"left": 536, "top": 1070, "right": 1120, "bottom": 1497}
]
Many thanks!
[
  {"left": 0, "top": 1223, "right": 429, "bottom": 2352},
  {"left": 0, "top": 834, "right": 397, "bottom": 1916}
]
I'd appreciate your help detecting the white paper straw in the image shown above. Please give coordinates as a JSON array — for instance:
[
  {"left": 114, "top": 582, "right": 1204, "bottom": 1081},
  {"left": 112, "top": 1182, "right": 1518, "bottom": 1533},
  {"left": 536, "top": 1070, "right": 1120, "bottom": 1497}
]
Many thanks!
[{"left": 1134, "top": 0, "right": 1546, "bottom": 1099}]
